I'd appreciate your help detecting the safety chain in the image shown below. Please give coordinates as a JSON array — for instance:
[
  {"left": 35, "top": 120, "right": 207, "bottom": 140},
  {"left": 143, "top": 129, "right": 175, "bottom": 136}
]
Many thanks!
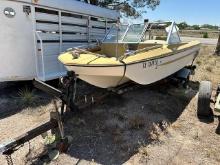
[{"left": 5, "top": 154, "right": 13, "bottom": 165}]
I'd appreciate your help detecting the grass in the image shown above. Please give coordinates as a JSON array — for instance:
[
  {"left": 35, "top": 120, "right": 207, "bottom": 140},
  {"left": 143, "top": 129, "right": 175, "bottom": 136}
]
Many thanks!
[
  {"left": 149, "top": 123, "right": 164, "bottom": 140},
  {"left": 206, "top": 66, "right": 213, "bottom": 72},
  {"left": 18, "top": 86, "right": 38, "bottom": 107},
  {"left": 128, "top": 115, "right": 145, "bottom": 130},
  {"left": 104, "top": 118, "right": 125, "bottom": 135},
  {"left": 138, "top": 145, "right": 148, "bottom": 157},
  {"left": 203, "top": 32, "right": 209, "bottom": 38},
  {"left": 104, "top": 118, "right": 127, "bottom": 145},
  {"left": 196, "top": 60, "right": 202, "bottom": 66},
  {"left": 70, "top": 117, "right": 86, "bottom": 126},
  {"left": 113, "top": 134, "right": 124, "bottom": 144},
  {"left": 200, "top": 74, "right": 211, "bottom": 81}
]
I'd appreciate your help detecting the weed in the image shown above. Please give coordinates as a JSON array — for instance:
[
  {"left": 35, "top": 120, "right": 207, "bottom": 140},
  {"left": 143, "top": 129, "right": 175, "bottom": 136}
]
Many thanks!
[
  {"left": 150, "top": 123, "right": 162, "bottom": 140},
  {"left": 120, "top": 143, "right": 130, "bottom": 152},
  {"left": 196, "top": 60, "right": 202, "bottom": 65},
  {"left": 128, "top": 115, "right": 145, "bottom": 130},
  {"left": 203, "top": 32, "right": 209, "bottom": 38},
  {"left": 105, "top": 118, "right": 125, "bottom": 135},
  {"left": 70, "top": 117, "right": 86, "bottom": 126},
  {"left": 112, "top": 111, "right": 127, "bottom": 121},
  {"left": 138, "top": 145, "right": 148, "bottom": 156},
  {"left": 201, "top": 74, "right": 211, "bottom": 81},
  {"left": 113, "top": 134, "right": 124, "bottom": 143},
  {"left": 18, "top": 87, "right": 37, "bottom": 107},
  {"left": 206, "top": 66, "right": 213, "bottom": 72}
]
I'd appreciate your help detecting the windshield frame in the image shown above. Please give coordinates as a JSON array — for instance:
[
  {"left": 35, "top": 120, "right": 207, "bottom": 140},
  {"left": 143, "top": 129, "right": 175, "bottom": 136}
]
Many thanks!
[{"left": 102, "top": 21, "right": 181, "bottom": 44}]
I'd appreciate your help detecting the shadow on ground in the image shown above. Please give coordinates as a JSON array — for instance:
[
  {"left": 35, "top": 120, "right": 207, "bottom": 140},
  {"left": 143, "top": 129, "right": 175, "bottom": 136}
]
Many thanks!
[
  {"left": 0, "top": 81, "right": 55, "bottom": 119},
  {"left": 32, "top": 80, "right": 199, "bottom": 165}
]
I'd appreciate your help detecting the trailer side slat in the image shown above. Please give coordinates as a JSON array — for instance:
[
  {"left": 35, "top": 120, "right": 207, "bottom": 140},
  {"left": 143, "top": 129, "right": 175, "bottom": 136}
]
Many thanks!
[
  {"left": 37, "top": 33, "right": 60, "bottom": 41},
  {"left": 90, "top": 35, "right": 105, "bottom": 40},
  {"left": 36, "top": 12, "right": 59, "bottom": 22},
  {"left": 90, "top": 28, "right": 106, "bottom": 33},
  {"left": 37, "top": 43, "right": 88, "bottom": 56},
  {"left": 62, "top": 43, "right": 89, "bottom": 52},
  {"left": 36, "top": 33, "right": 88, "bottom": 41},
  {"left": 62, "top": 34, "right": 87, "bottom": 41},
  {"left": 61, "top": 16, "right": 88, "bottom": 25},
  {"left": 62, "top": 25, "right": 87, "bottom": 33},
  {"left": 36, "top": 23, "right": 59, "bottom": 32},
  {"left": 90, "top": 20, "right": 106, "bottom": 28}
]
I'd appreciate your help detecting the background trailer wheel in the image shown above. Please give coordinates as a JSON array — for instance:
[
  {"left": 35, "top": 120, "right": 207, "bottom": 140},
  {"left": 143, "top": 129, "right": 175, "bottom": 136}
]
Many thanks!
[{"left": 197, "top": 81, "right": 213, "bottom": 118}]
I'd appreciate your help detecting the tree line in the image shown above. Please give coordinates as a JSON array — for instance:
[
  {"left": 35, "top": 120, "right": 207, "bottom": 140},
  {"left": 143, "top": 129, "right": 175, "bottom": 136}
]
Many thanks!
[{"left": 178, "top": 22, "right": 219, "bottom": 30}]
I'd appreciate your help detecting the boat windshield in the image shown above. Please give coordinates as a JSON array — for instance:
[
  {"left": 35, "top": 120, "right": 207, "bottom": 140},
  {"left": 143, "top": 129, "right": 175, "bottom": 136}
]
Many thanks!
[
  {"left": 103, "top": 24, "right": 129, "bottom": 43},
  {"left": 123, "top": 24, "right": 146, "bottom": 42},
  {"left": 103, "top": 24, "right": 146, "bottom": 43},
  {"left": 102, "top": 21, "right": 181, "bottom": 44}
]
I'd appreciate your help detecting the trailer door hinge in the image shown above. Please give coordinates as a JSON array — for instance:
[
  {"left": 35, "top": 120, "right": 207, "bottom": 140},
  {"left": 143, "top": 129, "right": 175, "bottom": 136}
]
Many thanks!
[{"left": 23, "top": 5, "right": 31, "bottom": 15}]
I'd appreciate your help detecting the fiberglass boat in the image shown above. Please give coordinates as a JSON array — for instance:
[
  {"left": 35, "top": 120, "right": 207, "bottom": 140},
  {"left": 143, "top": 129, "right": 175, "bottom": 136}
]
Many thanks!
[{"left": 58, "top": 21, "right": 200, "bottom": 88}]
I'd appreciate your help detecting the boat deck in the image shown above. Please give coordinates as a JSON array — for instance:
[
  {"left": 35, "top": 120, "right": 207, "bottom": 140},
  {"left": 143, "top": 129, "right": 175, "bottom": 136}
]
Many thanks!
[{"left": 59, "top": 40, "right": 200, "bottom": 66}]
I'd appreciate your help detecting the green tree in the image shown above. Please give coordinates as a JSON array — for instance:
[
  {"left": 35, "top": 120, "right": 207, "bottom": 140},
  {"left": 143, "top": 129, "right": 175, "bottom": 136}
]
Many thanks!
[
  {"left": 201, "top": 24, "right": 218, "bottom": 30},
  {"left": 178, "top": 22, "right": 188, "bottom": 30},
  {"left": 192, "top": 25, "right": 200, "bottom": 30},
  {"left": 87, "top": 0, "right": 160, "bottom": 18}
]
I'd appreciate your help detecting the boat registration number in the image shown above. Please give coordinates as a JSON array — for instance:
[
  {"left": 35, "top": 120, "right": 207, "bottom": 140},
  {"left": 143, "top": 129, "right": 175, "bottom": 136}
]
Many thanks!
[{"left": 143, "top": 59, "right": 159, "bottom": 69}]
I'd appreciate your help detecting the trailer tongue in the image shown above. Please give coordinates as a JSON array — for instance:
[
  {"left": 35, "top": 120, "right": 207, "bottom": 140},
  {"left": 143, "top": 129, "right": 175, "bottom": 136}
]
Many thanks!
[{"left": 0, "top": 72, "right": 78, "bottom": 157}]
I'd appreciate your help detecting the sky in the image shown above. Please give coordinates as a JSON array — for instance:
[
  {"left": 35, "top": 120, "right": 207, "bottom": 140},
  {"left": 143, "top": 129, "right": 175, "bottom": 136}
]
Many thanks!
[{"left": 129, "top": 0, "right": 219, "bottom": 26}]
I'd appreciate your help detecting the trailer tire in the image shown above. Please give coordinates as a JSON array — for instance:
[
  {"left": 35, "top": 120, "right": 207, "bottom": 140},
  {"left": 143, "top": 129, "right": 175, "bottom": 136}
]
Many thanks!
[
  {"left": 216, "top": 84, "right": 220, "bottom": 97},
  {"left": 197, "top": 81, "right": 213, "bottom": 118}
]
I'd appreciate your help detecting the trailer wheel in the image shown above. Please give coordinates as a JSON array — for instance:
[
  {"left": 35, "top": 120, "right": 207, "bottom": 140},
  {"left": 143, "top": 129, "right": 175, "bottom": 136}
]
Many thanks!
[
  {"left": 183, "top": 75, "right": 190, "bottom": 89},
  {"left": 216, "top": 84, "right": 220, "bottom": 97},
  {"left": 197, "top": 81, "right": 213, "bottom": 118}
]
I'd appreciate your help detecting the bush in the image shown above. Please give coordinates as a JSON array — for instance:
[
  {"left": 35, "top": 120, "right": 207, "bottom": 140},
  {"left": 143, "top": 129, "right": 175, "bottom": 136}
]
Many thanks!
[{"left": 203, "top": 32, "right": 209, "bottom": 38}]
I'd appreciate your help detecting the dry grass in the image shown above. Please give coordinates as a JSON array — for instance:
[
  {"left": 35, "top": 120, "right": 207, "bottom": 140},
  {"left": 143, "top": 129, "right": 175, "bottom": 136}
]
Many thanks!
[
  {"left": 69, "top": 117, "right": 86, "bottom": 126},
  {"left": 150, "top": 123, "right": 164, "bottom": 140},
  {"left": 193, "top": 45, "right": 220, "bottom": 88},
  {"left": 206, "top": 66, "right": 213, "bottom": 72},
  {"left": 128, "top": 115, "right": 145, "bottom": 130},
  {"left": 104, "top": 118, "right": 125, "bottom": 135},
  {"left": 200, "top": 74, "right": 212, "bottom": 81},
  {"left": 138, "top": 145, "right": 148, "bottom": 157},
  {"left": 113, "top": 134, "right": 124, "bottom": 144},
  {"left": 180, "top": 30, "right": 219, "bottom": 39},
  {"left": 196, "top": 60, "right": 202, "bottom": 66}
]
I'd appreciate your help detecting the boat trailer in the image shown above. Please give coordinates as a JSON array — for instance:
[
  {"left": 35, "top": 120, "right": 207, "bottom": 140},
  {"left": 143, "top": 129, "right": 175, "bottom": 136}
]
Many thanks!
[{"left": 0, "top": 67, "right": 195, "bottom": 164}]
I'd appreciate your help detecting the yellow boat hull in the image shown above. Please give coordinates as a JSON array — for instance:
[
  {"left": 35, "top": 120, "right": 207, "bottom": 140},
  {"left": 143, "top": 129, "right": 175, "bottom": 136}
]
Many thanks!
[{"left": 59, "top": 41, "right": 200, "bottom": 88}]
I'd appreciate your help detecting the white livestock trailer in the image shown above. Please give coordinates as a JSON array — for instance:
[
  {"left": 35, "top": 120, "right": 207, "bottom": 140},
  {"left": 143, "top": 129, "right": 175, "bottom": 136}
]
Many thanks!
[{"left": 0, "top": 0, "right": 119, "bottom": 82}]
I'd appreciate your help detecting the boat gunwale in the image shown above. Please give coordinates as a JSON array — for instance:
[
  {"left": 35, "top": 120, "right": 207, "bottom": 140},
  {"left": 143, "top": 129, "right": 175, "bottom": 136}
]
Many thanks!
[{"left": 64, "top": 43, "right": 200, "bottom": 67}]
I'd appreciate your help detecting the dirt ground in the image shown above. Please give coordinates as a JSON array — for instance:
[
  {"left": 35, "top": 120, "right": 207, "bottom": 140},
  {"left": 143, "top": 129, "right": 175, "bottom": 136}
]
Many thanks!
[{"left": 0, "top": 45, "right": 220, "bottom": 165}]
